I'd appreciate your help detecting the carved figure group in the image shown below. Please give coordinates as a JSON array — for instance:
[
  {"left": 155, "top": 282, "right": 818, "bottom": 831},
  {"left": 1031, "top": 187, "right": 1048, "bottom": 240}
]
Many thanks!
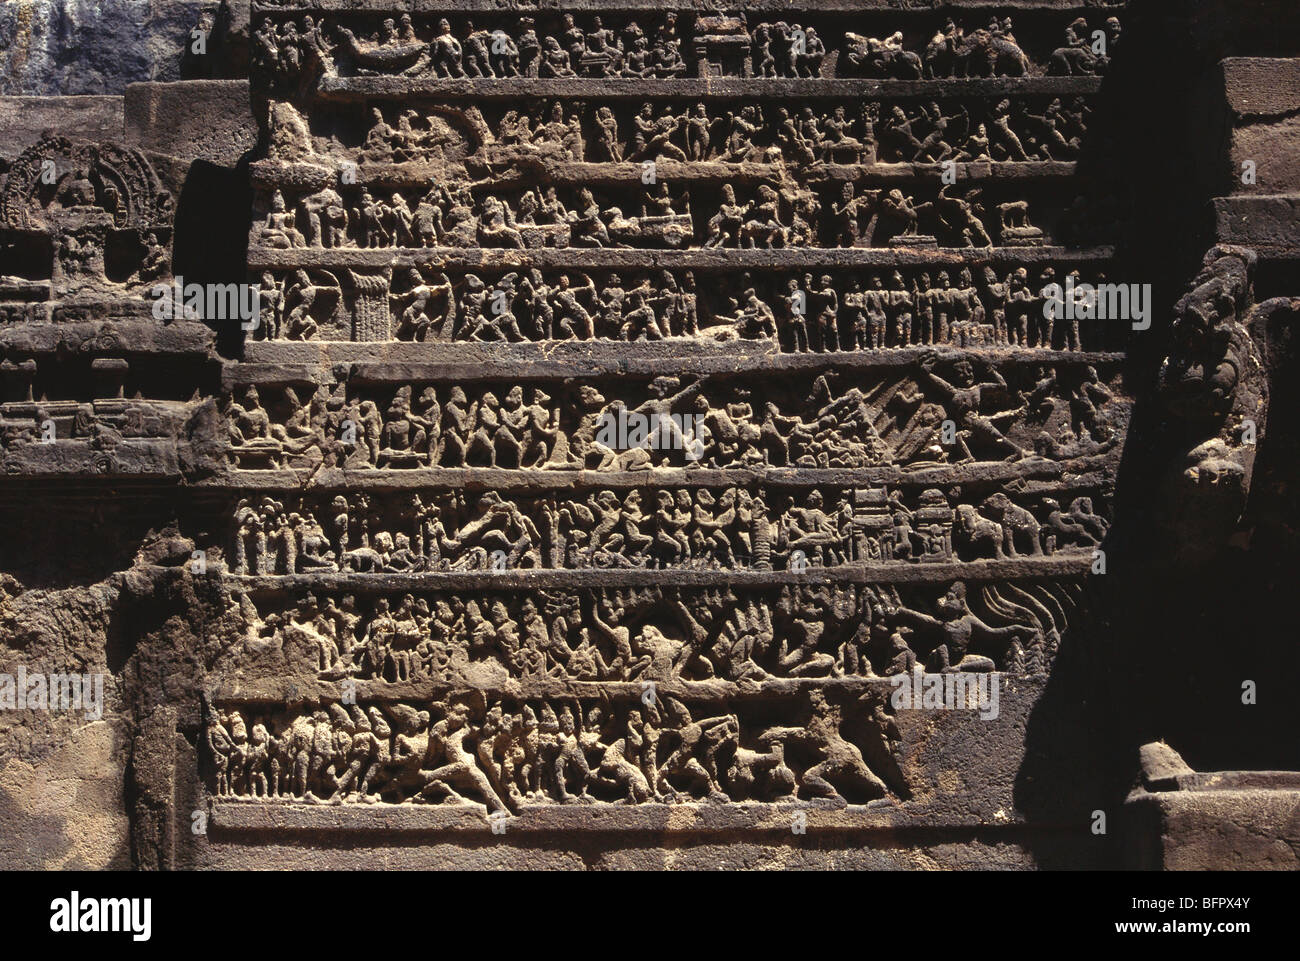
[
  {"left": 250, "top": 13, "right": 1121, "bottom": 85},
  {"left": 208, "top": 690, "right": 896, "bottom": 807}
]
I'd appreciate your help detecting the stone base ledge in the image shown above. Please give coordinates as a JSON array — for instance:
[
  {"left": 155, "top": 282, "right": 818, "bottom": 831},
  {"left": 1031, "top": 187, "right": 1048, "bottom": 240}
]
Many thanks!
[
  {"left": 247, "top": 245, "right": 1116, "bottom": 272},
  {"left": 0, "top": 96, "right": 124, "bottom": 161},
  {"left": 262, "top": 0, "right": 1112, "bottom": 14},
  {"left": 205, "top": 670, "right": 1046, "bottom": 706},
  {"left": 215, "top": 554, "right": 1095, "bottom": 592},
  {"left": 250, "top": 159, "right": 1082, "bottom": 192},
  {"left": 315, "top": 76, "right": 1102, "bottom": 103},
  {"left": 200, "top": 458, "right": 1115, "bottom": 492},
  {"left": 209, "top": 796, "right": 998, "bottom": 834},
  {"left": 1214, "top": 195, "right": 1300, "bottom": 256},
  {"left": 0, "top": 440, "right": 181, "bottom": 477},
  {"left": 228, "top": 345, "right": 1127, "bottom": 382},
  {"left": 1123, "top": 743, "right": 1300, "bottom": 869}
]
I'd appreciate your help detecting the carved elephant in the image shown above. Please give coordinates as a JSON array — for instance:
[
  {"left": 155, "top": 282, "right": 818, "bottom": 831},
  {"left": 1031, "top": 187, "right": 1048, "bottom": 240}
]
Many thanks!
[{"left": 980, "top": 492, "right": 1042, "bottom": 557}]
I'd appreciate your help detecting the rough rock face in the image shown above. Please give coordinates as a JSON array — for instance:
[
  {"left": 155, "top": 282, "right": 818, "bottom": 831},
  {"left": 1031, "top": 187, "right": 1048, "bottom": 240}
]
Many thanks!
[
  {"left": 0, "top": 0, "right": 1297, "bottom": 872},
  {"left": 0, "top": 0, "right": 246, "bottom": 95}
]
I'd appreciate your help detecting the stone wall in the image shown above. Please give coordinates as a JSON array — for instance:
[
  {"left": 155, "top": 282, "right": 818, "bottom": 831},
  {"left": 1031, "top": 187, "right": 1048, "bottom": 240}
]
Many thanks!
[{"left": 0, "top": 0, "right": 1296, "bottom": 871}]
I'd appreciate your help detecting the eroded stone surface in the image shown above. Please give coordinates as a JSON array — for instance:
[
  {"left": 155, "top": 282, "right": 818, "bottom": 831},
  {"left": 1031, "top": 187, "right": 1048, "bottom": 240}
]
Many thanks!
[{"left": 0, "top": 0, "right": 1297, "bottom": 871}]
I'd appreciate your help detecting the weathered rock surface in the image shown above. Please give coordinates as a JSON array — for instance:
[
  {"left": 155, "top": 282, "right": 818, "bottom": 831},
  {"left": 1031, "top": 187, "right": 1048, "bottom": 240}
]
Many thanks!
[
  {"left": 0, "top": 0, "right": 1297, "bottom": 873},
  {"left": 0, "top": 0, "right": 247, "bottom": 95}
]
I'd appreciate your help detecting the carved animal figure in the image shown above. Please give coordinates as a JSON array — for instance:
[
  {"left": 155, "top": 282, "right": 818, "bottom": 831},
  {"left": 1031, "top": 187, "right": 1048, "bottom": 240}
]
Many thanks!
[
  {"left": 843, "top": 32, "right": 924, "bottom": 79},
  {"left": 955, "top": 504, "right": 1003, "bottom": 559},
  {"left": 980, "top": 493, "right": 1042, "bottom": 557},
  {"left": 933, "top": 28, "right": 1030, "bottom": 77}
]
